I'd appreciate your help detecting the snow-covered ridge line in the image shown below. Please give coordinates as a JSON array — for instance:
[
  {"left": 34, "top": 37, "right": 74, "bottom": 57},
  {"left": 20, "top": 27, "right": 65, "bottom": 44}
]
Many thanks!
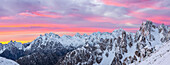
[{"left": 0, "top": 21, "right": 169, "bottom": 65}]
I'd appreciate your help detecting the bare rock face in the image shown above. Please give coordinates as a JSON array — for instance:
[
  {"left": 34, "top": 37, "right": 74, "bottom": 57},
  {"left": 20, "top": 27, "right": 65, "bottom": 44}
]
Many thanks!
[
  {"left": 16, "top": 52, "right": 66, "bottom": 65},
  {"left": 59, "top": 37, "right": 112, "bottom": 65}
]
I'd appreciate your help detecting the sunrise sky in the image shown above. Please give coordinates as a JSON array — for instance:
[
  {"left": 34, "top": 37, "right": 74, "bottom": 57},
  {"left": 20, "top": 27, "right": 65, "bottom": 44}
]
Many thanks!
[{"left": 0, "top": 0, "right": 170, "bottom": 44}]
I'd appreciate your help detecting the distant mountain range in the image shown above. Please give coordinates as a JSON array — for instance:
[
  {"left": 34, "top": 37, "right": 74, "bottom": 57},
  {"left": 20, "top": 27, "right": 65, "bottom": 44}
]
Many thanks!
[{"left": 0, "top": 21, "right": 169, "bottom": 65}]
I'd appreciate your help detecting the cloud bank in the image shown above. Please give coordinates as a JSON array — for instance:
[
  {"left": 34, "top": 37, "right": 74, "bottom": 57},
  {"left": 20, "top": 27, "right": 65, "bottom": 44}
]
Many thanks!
[{"left": 0, "top": 0, "right": 169, "bottom": 43}]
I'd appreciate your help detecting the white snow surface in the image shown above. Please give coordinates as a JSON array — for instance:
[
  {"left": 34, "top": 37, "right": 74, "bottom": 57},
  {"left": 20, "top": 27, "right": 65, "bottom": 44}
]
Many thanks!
[
  {"left": 0, "top": 57, "right": 19, "bottom": 65},
  {"left": 131, "top": 41, "right": 170, "bottom": 65}
]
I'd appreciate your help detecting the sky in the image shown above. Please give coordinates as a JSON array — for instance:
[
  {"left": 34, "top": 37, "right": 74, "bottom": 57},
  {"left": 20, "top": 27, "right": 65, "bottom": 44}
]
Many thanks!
[{"left": 0, "top": 0, "right": 170, "bottom": 44}]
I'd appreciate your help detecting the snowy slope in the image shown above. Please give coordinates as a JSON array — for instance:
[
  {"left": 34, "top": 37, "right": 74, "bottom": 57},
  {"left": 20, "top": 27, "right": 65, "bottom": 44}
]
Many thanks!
[
  {"left": 0, "top": 57, "right": 19, "bottom": 65},
  {"left": 131, "top": 41, "right": 170, "bottom": 65}
]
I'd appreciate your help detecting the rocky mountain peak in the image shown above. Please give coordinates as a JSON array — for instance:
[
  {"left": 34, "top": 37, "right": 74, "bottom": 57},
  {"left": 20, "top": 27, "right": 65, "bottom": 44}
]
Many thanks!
[
  {"left": 44, "top": 32, "right": 60, "bottom": 38},
  {"left": 83, "top": 33, "right": 88, "bottom": 37},
  {"left": 74, "top": 33, "right": 82, "bottom": 38},
  {"left": 139, "top": 21, "right": 155, "bottom": 35}
]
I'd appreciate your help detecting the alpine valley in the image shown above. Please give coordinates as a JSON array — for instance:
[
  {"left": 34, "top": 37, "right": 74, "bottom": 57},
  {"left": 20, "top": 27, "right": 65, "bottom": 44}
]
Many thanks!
[{"left": 0, "top": 21, "right": 169, "bottom": 65}]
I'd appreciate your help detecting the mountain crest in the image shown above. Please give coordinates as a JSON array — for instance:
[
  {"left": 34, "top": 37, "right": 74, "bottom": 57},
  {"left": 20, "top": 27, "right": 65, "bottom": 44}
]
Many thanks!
[
  {"left": 44, "top": 32, "right": 60, "bottom": 38},
  {"left": 0, "top": 21, "right": 169, "bottom": 65}
]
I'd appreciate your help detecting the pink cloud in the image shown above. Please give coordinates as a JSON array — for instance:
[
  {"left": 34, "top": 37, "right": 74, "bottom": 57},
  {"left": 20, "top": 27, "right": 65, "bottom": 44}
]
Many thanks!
[
  {"left": 62, "top": 27, "right": 114, "bottom": 32},
  {"left": 83, "top": 16, "right": 142, "bottom": 25},
  {"left": 0, "top": 24, "right": 70, "bottom": 28},
  {"left": 0, "top": 16, "right": 14, "bottom": 20},
  {"left": 32, "top": 12, "right": 59, "bottom": 18},
  {"left": 19, "top": 12, "right": 37, "bottom": 17},
  {"left": 68, "top": 14, "right": 82, "bottom": 17},
  {"left": 101, "top": 0, "right": 127, "bottom": 7},
  {"left": 101, "top": 0, "right": 163, "bottom": 9},
  {"left": 128, "top": 10, "right": 170, "bottom": 25},
  {"left": 19, "top": 11, "right": 64, "bottom": 18},
  {"left": 0, "top": 0, "right": 169, "bottom": 43},
  {"left": 84, "top": 16, "right": 114, "bottom": 22},
  {"left": 147, "top": 16, "right": 170, "bottom": 25},
  {"left": 31, "top": 11, "right": 63, "bottom": 18}
]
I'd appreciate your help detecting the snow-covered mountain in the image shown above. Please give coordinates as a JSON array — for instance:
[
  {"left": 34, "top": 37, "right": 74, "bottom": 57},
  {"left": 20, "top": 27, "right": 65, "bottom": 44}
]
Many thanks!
[
  {"left": 0, "top": 40, "right": 26, "bottom": 60},
  {"left": 57, "top": 21, "right": 170, "bottom": 65},
  {"left": 0, "top": 40, "right": 25, "bottom": 54},
  {"left": 0, "top": 21, "right": 169, "bottom": 65},
  {"left": 0, "top": 57, "right": 19, "bottom": 65},
  {"left": 25, "top": 32, "right": 87, "bottom": 52},
  {"left": 16, "top": 32, "right": 88, "bottom": 65}
]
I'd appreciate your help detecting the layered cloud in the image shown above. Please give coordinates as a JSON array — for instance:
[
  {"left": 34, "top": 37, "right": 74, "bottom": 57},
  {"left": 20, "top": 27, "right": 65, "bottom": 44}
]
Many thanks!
[{"left": 0, "top": 0, "right": 169, "bottom": 43}]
